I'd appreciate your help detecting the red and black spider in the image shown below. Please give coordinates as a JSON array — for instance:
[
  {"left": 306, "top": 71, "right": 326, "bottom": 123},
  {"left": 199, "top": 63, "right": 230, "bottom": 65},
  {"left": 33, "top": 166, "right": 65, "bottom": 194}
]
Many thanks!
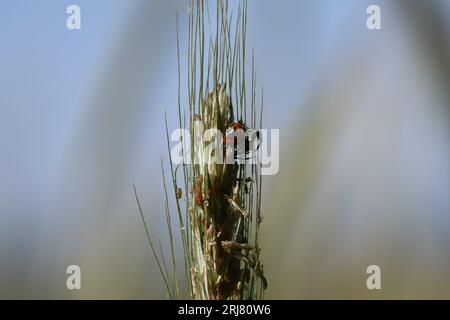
[{"left": 224, "top": 120, "right": 261, "bottom": 160}]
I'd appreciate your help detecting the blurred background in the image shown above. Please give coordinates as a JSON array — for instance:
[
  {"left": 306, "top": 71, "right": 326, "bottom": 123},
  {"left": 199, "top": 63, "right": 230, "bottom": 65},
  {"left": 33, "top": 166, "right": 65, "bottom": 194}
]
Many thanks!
[{"left": 0, "top": 0, "right": 449, "bottom": 299}]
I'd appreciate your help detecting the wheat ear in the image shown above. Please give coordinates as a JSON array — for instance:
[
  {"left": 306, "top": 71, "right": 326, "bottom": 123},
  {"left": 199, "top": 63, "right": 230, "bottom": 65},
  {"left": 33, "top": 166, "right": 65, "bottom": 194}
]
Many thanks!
[{"left": 137, "top": 0, "right": 267, "bottom": 300}]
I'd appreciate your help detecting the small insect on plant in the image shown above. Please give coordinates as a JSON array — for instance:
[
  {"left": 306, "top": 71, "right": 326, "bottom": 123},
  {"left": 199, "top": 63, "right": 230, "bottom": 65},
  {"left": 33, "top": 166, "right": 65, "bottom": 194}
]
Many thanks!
[
  {"left": 225, "top": 120, "right": 261, "bottom": 161},
  {"left": 134, "top": 0, "right": 267, "bottom": 300}
]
